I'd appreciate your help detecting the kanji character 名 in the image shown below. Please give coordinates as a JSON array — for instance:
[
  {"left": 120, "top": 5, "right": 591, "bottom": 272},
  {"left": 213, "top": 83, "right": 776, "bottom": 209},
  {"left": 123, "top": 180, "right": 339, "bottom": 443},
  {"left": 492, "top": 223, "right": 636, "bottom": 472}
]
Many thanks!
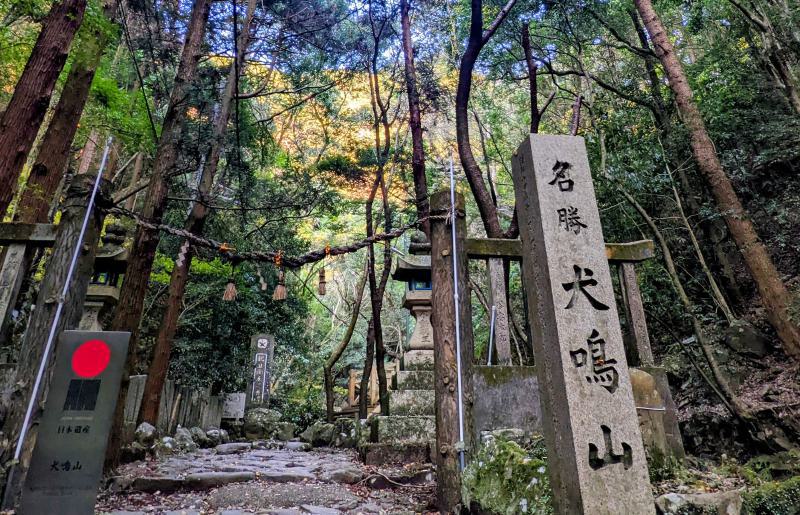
[
  {"left": 562, "top": 265, "right": 609, "bottom": 311},
  {"left": 548, "top": 160, "right": 574, "bottom": 192}
]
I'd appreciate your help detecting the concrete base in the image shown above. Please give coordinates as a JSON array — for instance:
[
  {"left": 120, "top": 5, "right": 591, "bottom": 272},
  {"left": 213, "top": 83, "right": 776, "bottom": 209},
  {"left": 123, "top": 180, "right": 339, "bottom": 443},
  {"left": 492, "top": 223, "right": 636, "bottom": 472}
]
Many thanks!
[{"left": 472, "top": 366, "right": 542, "bottom": 442}]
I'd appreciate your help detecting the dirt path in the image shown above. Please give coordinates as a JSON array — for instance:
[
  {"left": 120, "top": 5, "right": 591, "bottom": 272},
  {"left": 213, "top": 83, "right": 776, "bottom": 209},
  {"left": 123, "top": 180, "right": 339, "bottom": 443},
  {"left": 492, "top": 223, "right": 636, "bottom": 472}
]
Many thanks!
[{"left": 97, "top": 443, "right": 436, "bottom": 514}]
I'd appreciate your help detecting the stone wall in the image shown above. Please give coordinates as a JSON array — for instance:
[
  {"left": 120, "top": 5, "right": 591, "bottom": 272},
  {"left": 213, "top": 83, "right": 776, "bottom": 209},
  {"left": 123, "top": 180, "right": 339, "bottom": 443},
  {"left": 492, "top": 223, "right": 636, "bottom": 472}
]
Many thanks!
[{"left": 472, "top": 366, "right": 542, "bottom": 441}]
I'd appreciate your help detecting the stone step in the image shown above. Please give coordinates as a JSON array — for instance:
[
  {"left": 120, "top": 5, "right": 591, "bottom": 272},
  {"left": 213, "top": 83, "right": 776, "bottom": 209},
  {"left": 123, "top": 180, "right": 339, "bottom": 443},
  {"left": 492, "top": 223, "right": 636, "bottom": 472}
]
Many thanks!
[
  {"left": 401, "top": 350, "right": 434, "bottom": 371},
  {"left": 371, "top": 415, "right": 435, "bottom": 444},
  {"left": 394, "top": 370, "right": 434, "bottom": 390},
  {"left": 360, "top": 442, "right": 431, "bottom": 465},
  {"left": 389, "top": 390, "right": 434, "bottom": 416}
]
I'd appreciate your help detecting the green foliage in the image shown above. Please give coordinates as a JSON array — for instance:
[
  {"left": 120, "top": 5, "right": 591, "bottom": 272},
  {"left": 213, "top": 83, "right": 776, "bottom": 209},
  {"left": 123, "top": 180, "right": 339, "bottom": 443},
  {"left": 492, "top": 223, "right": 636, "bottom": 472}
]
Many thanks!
[
  {"left": 462, "top": 437, "right": 552, "bottom": 515},
  {"left": 743, "top": 476, "right": 800, "bottom": 515},
  {"left": 270, "top": 383, "right": 326, "bottom": 430},
  {"left": 648, "top": 453, "right": 688, "bottom": 483}
]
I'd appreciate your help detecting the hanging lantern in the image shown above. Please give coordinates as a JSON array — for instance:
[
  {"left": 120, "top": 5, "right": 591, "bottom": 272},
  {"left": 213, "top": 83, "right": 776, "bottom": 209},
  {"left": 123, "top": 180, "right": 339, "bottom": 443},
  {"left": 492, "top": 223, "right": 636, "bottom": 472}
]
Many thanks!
[{"left": 272, "top": 250, "right": 287, "bottom": 301}]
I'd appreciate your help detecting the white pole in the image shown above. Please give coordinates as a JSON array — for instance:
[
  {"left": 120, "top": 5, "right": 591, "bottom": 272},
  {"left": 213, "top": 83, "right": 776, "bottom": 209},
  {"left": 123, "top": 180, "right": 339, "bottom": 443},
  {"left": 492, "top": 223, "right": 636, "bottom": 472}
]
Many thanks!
[
  {"left": 3, "top": 137, "right": 112, "bottom": 507},
  {"left": 449, "top": 157, "right": 466, "bottom": 471}
]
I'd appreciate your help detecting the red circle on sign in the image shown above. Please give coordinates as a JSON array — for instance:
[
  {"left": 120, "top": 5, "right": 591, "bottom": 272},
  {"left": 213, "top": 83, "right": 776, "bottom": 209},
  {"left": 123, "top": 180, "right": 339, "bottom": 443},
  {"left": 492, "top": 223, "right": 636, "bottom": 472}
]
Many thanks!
[{"left": 71, "top": 339, "right": 111, "bottom": 378}]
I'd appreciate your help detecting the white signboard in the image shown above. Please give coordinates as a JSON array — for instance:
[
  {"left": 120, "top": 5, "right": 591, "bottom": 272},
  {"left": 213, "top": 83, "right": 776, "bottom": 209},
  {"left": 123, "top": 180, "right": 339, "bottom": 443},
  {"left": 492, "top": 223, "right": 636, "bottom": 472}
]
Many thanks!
[{"left": 222, "top": 392, "right": 246, "bottom": 419}]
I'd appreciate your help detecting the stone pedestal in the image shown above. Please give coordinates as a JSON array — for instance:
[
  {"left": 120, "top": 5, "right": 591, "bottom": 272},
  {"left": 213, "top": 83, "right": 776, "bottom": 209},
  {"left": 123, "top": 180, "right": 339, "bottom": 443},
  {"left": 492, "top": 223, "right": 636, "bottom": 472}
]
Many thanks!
[{"left": 364, "top": 252, "right": 437, "bottom": 465}]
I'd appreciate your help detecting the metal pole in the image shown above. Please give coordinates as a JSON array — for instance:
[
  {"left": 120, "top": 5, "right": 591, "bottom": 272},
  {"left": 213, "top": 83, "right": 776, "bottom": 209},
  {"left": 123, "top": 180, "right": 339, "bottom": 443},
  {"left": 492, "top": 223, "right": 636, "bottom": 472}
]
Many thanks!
[
  {"left": 2, "top": 137, "right": 112, "bottom": 509},
  {"left": 449, "top": 157, "right": 466, "bottom": 471},
  {"left": 487, "top": 305, "right": 496, "bottom": 366}
]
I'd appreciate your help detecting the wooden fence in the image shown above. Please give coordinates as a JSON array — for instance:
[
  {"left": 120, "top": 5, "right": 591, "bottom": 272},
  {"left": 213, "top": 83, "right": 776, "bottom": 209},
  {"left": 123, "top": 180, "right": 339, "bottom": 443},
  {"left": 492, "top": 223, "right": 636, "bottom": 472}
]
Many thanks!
[{"left": 122, "top": 375, "right": 223, "bottom": 443}]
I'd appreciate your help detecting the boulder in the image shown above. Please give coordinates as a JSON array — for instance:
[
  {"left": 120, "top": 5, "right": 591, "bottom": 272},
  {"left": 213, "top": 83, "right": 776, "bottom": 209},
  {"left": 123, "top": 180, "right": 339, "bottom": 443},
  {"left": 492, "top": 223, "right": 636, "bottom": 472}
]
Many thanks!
[
  {"left": 244, "top": 408, "right": 282, "bottom": 439},
  {"left": 724, "top": 320, "right": 769, "bottom": 358},
  {"left": 332, "top": 418, "right": 356, "bottom": 448},
  {"left": 655, "top": 491, "right": 743, "bottom": 515},
  {"left": 300, "top": 421, "right": 335, "bottom": 447},
  {"left": 206, "top": 428, "right": 223, "bottom": 446},
  {"left": 274, "top": 422, "right": 297, "bottom": 441},
  {"left": 134, "top": 422, "right": 157, "bottom": 447},
  {"left": 154, "top": 436, "right": 178, "bottom": 458},
  {"left": 219, "top": 428, "right": 231, "bottom": 443},
  {"left": 190, "top": 426, "right": 211, "bottom": 447},
  {"left": 175, "top": 427, "right": 198, "bottom": 452},
  {"left": 120, "top": 442, "right": 147, "bottom": 463},
  {"left": 284, "top": 441, "right": 311, "bottom": 452}
]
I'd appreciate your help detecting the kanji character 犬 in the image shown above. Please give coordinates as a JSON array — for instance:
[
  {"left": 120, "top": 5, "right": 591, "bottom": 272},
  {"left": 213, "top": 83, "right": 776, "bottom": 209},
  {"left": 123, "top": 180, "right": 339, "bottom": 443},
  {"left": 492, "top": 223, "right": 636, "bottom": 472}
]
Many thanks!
[{"left": 562, "top": 265, "right": 609, "bottom": 311}]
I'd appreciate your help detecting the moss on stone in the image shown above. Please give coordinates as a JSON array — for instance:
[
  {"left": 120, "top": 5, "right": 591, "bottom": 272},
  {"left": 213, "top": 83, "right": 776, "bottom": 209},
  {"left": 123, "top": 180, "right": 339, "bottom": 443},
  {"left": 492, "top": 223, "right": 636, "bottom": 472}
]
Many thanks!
[
  {"left": 462, "top": 436, "right": 552, "bottom": 515},
  {"left": 475, "top": 366, "right": 536, "bottom": 388},
  {"left": 743, "top": 476, "right": 800, "bottom": 515}
]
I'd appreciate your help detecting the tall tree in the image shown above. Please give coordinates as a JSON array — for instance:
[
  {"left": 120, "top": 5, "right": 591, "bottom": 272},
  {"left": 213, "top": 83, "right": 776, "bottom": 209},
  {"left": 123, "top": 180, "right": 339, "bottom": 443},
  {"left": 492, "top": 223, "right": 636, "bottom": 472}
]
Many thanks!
[
  {"left": 399, "top": 0, "right": 429, "bottom": 237},
  {"left": 105, "top": 0, "right": 212, "bottom": 469},
  {"left": 634, "top": 0, "right": 800, "bottom": 357},
  {"left": 137, "top": 0, "right": 259, "bottom": 424},
  {"left": 455, "top": 0, "right": 517, "bottom": 365},
  {"left": 0, "top": 0, "right": 88, "bottom": 217},
  {"left": 14, "top": 0, "right": 120, "bottom": 224}
]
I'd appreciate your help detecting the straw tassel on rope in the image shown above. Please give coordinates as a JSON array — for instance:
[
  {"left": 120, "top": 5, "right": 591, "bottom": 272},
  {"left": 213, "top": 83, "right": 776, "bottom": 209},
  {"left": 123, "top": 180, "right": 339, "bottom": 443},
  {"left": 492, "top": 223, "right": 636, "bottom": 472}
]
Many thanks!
[
  {"left": 221, "top": 243, "right": 238, "bottom": 301},
  {"left": 318, "top": 244, "right": 330, "bottom": 296},
  {"left": 273, "top": 250, "right": 287, "bottom": 301}
]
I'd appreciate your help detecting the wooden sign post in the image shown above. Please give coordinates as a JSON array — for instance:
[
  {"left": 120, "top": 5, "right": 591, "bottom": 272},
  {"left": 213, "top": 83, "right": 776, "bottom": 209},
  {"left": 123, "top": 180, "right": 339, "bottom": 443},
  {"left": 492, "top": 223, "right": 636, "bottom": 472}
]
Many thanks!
[{"left": 511, "top": 135, "right": 653, "bottom": 514}]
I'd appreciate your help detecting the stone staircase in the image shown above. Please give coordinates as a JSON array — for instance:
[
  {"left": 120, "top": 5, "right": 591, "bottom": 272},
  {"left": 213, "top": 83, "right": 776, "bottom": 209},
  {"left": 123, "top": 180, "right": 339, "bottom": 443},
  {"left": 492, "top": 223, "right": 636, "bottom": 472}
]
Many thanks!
[{"left": 362, "top": 350, "right": 436, "bottom": 465}]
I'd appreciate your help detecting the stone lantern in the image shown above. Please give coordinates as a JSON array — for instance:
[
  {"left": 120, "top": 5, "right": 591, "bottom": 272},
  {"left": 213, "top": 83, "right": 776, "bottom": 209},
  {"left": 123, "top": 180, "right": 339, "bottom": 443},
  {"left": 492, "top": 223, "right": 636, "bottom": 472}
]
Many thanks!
[
  {"left": 391, "top": 232, "right": 434, "bottom": 370},
  {"left": 80, "top": 224, "right": 129, "bottom": 331}
]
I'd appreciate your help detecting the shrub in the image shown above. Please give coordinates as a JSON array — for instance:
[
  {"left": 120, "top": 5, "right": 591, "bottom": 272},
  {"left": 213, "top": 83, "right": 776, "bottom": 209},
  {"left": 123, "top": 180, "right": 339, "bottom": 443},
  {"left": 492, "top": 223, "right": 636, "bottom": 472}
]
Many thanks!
[{"left": 462, "top": 436, "right": 553, "bottom": 515}]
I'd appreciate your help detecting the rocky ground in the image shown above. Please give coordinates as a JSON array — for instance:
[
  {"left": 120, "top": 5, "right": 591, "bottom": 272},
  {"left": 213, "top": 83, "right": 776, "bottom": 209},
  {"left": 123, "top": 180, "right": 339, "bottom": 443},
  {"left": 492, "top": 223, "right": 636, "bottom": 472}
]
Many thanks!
[{"left": 98, "top": 442, "right": 436, "bottom": 514}]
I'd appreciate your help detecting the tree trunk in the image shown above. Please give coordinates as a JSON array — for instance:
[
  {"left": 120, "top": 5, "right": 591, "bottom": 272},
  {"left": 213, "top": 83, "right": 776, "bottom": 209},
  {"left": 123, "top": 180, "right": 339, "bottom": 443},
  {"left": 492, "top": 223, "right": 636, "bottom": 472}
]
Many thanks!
[
  {"left": 521, "top": 24, "right": 541, "bottom": 134},
  {"left": 324, "top": 265, "right": 368, "bottom": 421},
  {"left": 105, "top": 0, "right": 211, "bottom": 471},
  {"left": 124, "top": 151, "right": 144, "bottom": 211},
  {"left": 634, "top": 0, "right": 800, "bottom": 357},
  {"left": 0, "top": 0, "right": 88, "bottom": 217},
  {"left": 17, "top": 0, "right": 119, "bottom": 223},
  {"left": 0, "top": 175, "right": 111, "bottom": 497},
  {"left": 455, "top": 0, "right": 503, "bottom": 238},
  {"left": 358, "top": 320, "right": 375, "bottom": 419},
  {"left": 137, "top": 0, "right": 257, "bottom": 425},
  {"left": 617, "top": 185, "right": 752, "bottom": 420},
  {"left": 399, "top": 0, "right": 429, "bottom": 236}
]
